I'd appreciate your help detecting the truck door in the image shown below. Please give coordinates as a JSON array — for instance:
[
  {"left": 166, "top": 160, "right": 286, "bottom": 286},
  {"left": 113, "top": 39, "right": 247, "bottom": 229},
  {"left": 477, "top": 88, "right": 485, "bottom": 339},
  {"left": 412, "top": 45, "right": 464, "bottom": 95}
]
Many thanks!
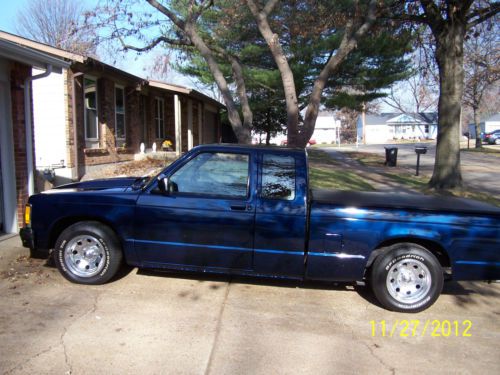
[
  {"left": 253, "top": 152, "right": 308, "bottom": 278},
  {"left": 134, "top": 151, "right": 256, "bottom": 270}
]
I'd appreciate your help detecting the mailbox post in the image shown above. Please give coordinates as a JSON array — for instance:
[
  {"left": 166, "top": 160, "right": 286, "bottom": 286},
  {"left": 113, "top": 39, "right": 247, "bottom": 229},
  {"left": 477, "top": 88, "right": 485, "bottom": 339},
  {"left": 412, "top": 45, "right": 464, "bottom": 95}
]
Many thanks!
[{"left": 415, "top": 146, "right": 428, "bottom": 176}]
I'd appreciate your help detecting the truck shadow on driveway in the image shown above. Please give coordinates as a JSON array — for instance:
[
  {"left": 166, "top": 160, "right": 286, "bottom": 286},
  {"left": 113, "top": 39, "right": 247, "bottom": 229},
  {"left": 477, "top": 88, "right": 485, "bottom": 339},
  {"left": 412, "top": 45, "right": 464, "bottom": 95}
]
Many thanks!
[
  {"left": 135, "top": 268, "right": 499, "bottom": 310},
  {"left": 35, "top": 258, "right": 499, "bottom": 310}
]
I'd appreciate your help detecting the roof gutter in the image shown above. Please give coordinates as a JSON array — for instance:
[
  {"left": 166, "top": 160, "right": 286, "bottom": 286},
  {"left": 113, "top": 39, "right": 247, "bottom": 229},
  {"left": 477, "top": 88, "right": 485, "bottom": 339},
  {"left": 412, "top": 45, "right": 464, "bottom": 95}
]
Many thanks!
[{"left": 24, "top": 65, "right": 53, "bottom": 196}]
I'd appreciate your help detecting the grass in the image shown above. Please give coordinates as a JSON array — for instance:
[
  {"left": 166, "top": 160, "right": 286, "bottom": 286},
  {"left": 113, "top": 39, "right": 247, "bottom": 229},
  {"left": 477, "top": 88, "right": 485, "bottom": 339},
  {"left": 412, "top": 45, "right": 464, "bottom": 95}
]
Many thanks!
[
  {"left": 382, "top": 172, "right": 429, "bottom": 190},
  {"left": 309, "top": 167, "right": 375, "bottom": 191},
  {"left": 461, "top": 147, "right": 500, "bottom": 155},
  {"left": 343, "top": 151, "right": 385, "bottom": 167},
  {"left": 307, "top": 149, "right": 375, "bottom": 191}
]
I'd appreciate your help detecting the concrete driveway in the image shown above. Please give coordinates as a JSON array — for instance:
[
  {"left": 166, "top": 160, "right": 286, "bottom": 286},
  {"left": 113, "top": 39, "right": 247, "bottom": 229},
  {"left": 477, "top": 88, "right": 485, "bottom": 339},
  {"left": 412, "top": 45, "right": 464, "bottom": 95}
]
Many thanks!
[{"left": 1, "top": 236, "right": 499, "bottom": 374}]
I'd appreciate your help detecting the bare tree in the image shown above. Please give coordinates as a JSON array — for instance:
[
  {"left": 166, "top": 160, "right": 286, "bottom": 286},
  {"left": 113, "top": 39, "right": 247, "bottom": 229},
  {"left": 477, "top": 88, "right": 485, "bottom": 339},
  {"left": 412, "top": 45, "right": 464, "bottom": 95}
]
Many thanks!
[
  {"left": 396, "top": 0, "right": 500, "bottom": 190},
  {"left": 16, "top": 0, "right": 97, "bottom": 55},
  {"left": 104, "top": 0, "right": 253, "bottom": 143},
  {"left": 383, "top": 71, "right": 438, "bottom": 114},
  {"left": 462, "top": 21, "right": 500, "bottom": 147}
]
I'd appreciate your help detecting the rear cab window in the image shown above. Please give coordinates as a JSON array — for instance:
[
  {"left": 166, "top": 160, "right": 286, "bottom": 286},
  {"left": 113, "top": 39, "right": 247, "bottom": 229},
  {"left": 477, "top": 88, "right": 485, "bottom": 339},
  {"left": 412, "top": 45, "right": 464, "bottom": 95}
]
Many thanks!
[{"left": 261, "top": 154, "right": 296, "bottom": 200}]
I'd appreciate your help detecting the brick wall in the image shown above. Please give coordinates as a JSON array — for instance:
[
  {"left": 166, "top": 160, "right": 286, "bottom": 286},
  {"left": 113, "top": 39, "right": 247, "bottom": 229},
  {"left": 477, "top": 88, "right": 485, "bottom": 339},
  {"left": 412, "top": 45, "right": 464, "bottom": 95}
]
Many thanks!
[
  {"left": 10, "top": 62, "right": 33, "bottom": 227},
  {"left": 63, "top": 70, "right": 220, "bottom": 175}
]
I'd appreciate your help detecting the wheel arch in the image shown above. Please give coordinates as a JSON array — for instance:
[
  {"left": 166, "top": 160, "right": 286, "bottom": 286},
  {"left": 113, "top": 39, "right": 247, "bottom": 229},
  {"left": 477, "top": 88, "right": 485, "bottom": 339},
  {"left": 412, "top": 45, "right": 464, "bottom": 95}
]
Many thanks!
[
  {"left": 366, "top": 237, "right": 451, "bottom": 270},
  {"left": 48, "top": 216, "right": 122, "bottom": 250}
]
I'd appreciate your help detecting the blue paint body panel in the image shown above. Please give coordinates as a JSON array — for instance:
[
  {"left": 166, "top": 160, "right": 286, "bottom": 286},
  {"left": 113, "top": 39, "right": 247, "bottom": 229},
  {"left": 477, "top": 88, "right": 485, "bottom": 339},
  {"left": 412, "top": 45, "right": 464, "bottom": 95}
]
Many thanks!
[{"left": 24, "top": 144, "right": 500, "bottom": 282}]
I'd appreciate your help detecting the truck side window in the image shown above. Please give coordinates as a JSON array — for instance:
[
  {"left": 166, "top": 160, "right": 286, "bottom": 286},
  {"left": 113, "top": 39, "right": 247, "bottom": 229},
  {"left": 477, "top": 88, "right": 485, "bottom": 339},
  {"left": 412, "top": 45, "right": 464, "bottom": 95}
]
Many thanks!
[
  {"left": 261, "top": 154, "right": 295, "bottom": 200},
  {"left": 170, "top": 152, "right": 249, "bottom": 198}
]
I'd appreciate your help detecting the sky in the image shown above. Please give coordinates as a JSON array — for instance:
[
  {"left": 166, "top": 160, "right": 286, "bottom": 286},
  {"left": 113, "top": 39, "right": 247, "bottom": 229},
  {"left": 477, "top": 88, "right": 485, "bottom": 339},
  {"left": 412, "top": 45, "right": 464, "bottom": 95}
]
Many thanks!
[
  {"left": 0, "top": 0, "right": 202, "bottom": 90},
  {"left": 0, "top": 0, "right": 29, "bottom": 34}
]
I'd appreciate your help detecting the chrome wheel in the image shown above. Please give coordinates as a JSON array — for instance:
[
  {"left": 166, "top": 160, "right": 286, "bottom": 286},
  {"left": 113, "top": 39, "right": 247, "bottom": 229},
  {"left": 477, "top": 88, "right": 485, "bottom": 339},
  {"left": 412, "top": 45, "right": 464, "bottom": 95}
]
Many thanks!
[
  {"left": 386, "top": 258, "right": 431, "bottom": 304},
  {"left": 64, "top": 235, "right": 106, "bottom": 278}
]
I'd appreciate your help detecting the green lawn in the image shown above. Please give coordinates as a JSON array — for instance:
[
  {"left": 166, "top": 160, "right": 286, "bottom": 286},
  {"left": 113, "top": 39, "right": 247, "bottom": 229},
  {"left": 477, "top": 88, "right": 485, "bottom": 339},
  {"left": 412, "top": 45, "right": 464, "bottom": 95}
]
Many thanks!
[{"left": 309, "top": 167, "right": 375, "bottom": 191}]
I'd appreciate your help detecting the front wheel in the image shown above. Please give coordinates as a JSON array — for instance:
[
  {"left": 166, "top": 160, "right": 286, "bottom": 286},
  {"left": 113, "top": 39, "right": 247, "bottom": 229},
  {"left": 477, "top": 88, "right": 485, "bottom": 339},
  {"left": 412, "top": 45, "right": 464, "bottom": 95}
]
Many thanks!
[
  {"left": 369, "top": 243, "right": 444, "bottom": 313},
  {"left": 54, "top": 221, "right": 122, "bottom": 285}
]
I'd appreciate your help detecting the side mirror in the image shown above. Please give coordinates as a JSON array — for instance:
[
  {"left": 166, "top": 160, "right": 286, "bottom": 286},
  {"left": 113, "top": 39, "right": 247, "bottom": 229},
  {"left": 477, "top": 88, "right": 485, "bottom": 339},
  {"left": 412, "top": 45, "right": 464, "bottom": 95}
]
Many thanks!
[{"left": 157, "top": 175, "right": 170, "bottom": 195}]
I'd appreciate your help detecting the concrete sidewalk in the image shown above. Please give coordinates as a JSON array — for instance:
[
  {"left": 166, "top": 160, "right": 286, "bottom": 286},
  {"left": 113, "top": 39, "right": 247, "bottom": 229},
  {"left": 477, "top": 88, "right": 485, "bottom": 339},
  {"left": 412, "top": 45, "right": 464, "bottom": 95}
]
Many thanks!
[{"left": 1, "top": 235, "right": 500, "bottom": 374}]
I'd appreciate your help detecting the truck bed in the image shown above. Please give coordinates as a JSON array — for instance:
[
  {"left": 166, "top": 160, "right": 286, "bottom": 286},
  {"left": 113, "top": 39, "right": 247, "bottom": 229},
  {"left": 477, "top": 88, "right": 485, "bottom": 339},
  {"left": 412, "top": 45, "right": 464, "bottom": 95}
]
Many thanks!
[{"left": 311, "top": 189, "right": 500, "bottom": 216}]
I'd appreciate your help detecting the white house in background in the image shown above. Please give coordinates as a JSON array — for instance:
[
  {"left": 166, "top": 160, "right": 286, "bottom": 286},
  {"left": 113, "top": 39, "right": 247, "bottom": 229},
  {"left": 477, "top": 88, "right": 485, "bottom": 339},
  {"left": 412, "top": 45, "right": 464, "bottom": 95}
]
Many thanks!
[
  {"left": 259, "top": 110, "right": 341, "bottom": 145},
  {"left": 312, "top": 111, "right": 341, "bottom": 144},
  {"left": 468, "top": 113, "right": 500, "bottom": 138},
  {"left": 357, "top": 112, "right": 438, "bottom": 144}
]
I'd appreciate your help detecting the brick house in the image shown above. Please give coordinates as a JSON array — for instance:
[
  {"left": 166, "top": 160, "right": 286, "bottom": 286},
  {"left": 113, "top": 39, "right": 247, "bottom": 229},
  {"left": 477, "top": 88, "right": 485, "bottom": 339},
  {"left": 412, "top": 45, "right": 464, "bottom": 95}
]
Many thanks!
[
  {"left": 0, "top": 37, "right": 69, "bottom": 234},
  {"left": 0, "top": 31, "right": 224, "bottom": 186}
]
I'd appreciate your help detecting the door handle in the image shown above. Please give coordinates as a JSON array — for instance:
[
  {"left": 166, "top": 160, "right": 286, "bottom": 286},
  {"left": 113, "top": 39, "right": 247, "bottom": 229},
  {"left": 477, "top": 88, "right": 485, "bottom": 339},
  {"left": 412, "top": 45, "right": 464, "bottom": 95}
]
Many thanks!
[
  {"left": 230, "top": 204, "right": 246, "bottom": 211},
  {"left": 230, "top": 204, "right": 253, "bottom": 211}
]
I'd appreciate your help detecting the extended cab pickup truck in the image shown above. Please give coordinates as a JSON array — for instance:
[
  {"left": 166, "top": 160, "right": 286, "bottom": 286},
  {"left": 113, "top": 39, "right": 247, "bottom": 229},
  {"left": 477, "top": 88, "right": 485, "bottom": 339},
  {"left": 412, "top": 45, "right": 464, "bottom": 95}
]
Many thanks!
[{"left": 20, "top": 145, "right": 500, "bottom": 312}]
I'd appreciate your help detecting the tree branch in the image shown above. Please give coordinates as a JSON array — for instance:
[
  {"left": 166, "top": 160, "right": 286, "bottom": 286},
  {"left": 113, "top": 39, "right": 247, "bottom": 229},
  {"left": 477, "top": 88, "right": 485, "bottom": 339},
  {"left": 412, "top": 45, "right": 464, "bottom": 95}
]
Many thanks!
[
  {"left": 262, "top": 0, "right": 280, "bottom": 16},
  {"left": 117, "top": 34, "right": 191, "bottom": 52},
  {"left": 146, "top": 0, "right": 185, "bottom": 28},
  {"left": 467, "top": 4, "right": 500, "bottom": 29},
  {"left": 419, "top": 0, "right": 444, "bottom": 25}
]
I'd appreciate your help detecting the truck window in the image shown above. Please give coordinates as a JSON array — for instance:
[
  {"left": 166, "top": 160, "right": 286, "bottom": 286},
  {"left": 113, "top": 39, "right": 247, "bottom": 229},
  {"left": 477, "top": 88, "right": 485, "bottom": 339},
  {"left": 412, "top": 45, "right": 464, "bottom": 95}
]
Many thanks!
[
  {"left": 261, "top": 154, "right": 295, "bottom": 200},
  {"left": 170, "top": 152, "right": 249, "bottom": 198}
]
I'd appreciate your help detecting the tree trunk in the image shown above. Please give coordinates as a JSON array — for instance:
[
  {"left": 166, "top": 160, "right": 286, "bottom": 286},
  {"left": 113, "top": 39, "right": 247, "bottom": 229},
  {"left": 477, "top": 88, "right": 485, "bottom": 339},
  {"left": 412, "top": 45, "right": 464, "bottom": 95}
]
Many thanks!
[
  {"left": 429, "top": 24, "right": 465, "bottom": 190},
  {"left": 184, "top": 23, "right": 251, "bottom": 144},
  {"left": 246, "top": 0, "right": 300, "bottom": 147},
  {"left": 473, "top": 107, "right": 482, "bottom": 148},
  {"left": 229, "top": 56, "right": 253, "bottom": 141}
]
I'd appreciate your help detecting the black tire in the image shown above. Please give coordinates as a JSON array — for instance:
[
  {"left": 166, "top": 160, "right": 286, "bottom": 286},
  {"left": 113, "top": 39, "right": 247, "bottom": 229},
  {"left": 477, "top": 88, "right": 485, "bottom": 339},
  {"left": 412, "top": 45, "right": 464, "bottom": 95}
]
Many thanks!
[
  {"left": 370, "top": 243, "right": 444, "bottom": 313},
  {"left": 54, "top": 221, "right": 122, "bottom": 285}
]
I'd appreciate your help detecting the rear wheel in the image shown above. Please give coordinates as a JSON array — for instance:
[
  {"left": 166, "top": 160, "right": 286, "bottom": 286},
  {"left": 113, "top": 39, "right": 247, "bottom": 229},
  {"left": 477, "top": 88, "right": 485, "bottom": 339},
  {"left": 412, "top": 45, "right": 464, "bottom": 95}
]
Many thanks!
[
  {"left": 370, "top": 243, "right": 444, "bottom": 313},
  {"left": 54, "top": 221, "right": 122, "bottom": 285}
]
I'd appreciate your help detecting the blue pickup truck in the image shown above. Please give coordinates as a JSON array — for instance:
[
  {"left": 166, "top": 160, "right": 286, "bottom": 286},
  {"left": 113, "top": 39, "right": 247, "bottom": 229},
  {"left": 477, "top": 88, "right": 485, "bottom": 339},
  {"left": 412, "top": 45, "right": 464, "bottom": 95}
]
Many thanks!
[{"left": 20, "top": 144, "right": 500, "bottom": 312}]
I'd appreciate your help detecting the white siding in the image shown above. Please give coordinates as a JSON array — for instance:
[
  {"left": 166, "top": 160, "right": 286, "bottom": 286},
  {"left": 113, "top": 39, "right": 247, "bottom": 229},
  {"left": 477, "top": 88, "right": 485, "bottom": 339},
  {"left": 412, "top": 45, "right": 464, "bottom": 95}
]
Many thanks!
[
  {"left": 365, "top": 125, "right": 390, "bottom": 144},
  {"left": 32, "top": 68, "right": 66, "bottom": 167},
  {"left": 312, "top": 116, "right": 340, "bottom": 144}
]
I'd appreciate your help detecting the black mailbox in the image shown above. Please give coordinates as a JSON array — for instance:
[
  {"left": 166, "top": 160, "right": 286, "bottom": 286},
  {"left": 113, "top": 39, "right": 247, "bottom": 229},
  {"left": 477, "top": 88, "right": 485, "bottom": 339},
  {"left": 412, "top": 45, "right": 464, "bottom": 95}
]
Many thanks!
[
  {"left": 414, "top": 146, "right": 428, "bottom": 176},
  {"left": 415, "top": 146, "right": 428, "bottom": 155}
]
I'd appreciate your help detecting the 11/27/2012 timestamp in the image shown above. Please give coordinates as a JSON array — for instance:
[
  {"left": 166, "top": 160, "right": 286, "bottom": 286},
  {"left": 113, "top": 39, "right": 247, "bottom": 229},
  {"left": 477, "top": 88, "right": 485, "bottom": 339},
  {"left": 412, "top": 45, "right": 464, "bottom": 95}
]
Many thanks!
[{"left": 370, "top": 320, "right": 472, "bottom": 337}]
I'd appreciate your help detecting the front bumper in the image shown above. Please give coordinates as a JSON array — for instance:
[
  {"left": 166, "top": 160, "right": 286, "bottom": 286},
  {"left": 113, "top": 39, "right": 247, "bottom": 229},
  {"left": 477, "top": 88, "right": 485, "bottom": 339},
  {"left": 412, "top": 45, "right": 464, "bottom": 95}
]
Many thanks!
[{"left": 19, "top": 227, "right": 35, "bottom": 249}]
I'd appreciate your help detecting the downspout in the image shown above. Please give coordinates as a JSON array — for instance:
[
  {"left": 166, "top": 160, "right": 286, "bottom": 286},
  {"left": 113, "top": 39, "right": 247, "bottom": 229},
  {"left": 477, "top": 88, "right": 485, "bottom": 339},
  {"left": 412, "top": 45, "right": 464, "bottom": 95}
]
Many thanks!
[
  {"left": 24, "top": 65, "right": 52, "bottom": 196},
  {"left": 72, "top": 72, "right": 84, "bottom": 181}
]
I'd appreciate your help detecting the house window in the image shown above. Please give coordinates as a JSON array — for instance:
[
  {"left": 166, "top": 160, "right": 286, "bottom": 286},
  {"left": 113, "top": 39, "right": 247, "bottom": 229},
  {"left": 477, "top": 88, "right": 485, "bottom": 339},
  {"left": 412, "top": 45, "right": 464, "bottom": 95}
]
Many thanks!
[
  {"left": 84, "top": 77, "right": 98, "bottom": 140},
  {"left": 155, "top": 97, "right": 165, "bottom": 139},
  {"left": 115, "top": 86, "right": 126, "bottom": 142},
  {"left": 425, "top": 125, "right": 429, "bottom": 133}
]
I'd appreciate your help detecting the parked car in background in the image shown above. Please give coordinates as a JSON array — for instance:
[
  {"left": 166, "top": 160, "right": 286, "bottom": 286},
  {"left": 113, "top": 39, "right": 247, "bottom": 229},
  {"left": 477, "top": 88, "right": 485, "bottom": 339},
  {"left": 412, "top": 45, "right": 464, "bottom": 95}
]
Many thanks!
[
  {"left": 280, "top": 139, "right": 317, "bottom": 146},
  {"left": 483, "top": 130, "right": 500, "bottom": 145}
]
